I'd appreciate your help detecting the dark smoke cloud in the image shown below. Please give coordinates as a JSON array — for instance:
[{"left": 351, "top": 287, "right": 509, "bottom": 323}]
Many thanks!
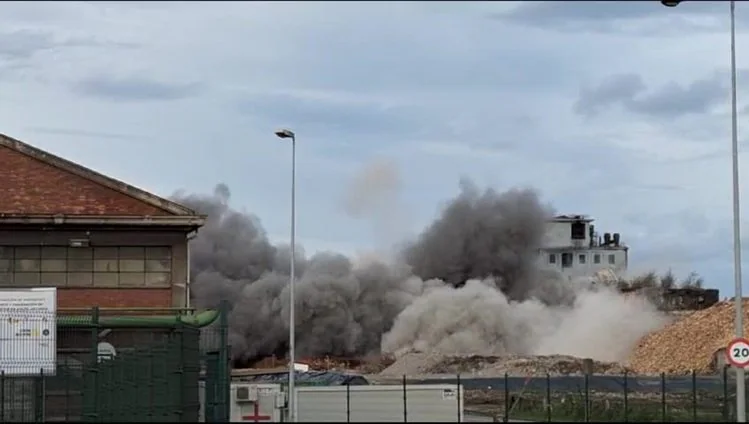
[
  {"left": 172, "top": 171, "right": 661, "bottom": 364},
  {"left": 404, "top": 178, "right": 551, "bottom": 299},
  {"left": 171, "top": 174, "right": 566, "bottom": 363}
]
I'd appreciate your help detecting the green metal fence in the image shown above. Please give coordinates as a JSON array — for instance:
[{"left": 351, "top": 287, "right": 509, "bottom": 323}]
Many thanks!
[
  {"left": 199, "top": 301, "right": 230, "bottom": 423},
  {"left": 399, "top": 368, "right": 746, "bottom": 422},
  {"left": 0, "top": 303, "right": 230, "bottom": 422}
]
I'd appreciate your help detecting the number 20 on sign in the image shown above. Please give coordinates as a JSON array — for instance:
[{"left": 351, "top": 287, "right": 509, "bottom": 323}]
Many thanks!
[{"left": 727, "top": 338, "right": 749, "bottom": 368}]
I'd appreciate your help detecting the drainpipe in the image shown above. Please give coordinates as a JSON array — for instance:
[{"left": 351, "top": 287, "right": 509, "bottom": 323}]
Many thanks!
[{"left": 186, "top": 230, "right": 198, "bottom": 309}]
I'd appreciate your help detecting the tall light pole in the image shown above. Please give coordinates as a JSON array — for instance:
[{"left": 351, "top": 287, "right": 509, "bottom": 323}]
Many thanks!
[
  {"left": 275, "top": 128, "right": 297, "bottom": 422},
  {"left": 662, "top": 1, "right": 744, "bottom": 421}
]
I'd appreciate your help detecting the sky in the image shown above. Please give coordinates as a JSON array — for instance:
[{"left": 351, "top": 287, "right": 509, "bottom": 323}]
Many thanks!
[{"left": 1, "top": 0, "right": 748, "bottom": 296}]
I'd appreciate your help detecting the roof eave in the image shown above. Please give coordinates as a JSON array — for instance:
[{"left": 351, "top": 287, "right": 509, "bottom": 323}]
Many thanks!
[{"left": 0, "top": 214, "right": 207, "bottom": 228}]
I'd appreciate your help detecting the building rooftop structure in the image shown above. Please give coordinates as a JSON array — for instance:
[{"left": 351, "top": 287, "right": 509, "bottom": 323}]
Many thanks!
[{"left": 540, "top": 213, "right": 628, "bottom": 280}]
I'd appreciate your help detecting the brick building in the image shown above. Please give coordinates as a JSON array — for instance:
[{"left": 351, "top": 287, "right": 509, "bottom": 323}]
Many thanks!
[{"left": 0, "top": 133, "right": 205, "bottom": 309}]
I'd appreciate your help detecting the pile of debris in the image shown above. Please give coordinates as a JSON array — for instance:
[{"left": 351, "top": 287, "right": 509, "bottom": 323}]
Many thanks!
[
  {"left": 433, "top": 354, "right": 629, "bottom": 376},
  {"left": 629, "top": 299, "right": 749, "bottom": 374},
  {"left": 249, "top": 355, "right": 395, "bottom": 374},
  {"left": 379, "top": 352, "right": 629, "bottom": 377},
  {"left": 357, "top": 355, "right": 397, "bottom": 374},
  {"left": 378, "top": 352, "right": 445, "bottom": 377}
]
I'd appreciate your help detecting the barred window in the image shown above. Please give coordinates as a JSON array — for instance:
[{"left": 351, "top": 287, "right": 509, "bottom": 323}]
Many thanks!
[{"left": 0, "top": 246, "right": 172, "bottom": 288}]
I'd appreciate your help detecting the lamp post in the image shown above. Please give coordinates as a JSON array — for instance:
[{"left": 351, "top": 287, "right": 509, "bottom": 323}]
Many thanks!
[
  {"left": 661, "top": 1, "right": 744, "bottom": 421},
  {"left": 274, "top": 128, "right": 297, "bottom": 422}
]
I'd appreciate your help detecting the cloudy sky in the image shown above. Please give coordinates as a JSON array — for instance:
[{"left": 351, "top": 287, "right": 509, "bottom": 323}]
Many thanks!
[{"left": 2, "top": 0, "right": 748, "bottom": 295}]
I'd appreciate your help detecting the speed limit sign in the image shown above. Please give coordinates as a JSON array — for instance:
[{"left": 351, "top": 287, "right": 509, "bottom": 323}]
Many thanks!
[{"left": 727, "top": 338, "right": 749, "bottom": 368}]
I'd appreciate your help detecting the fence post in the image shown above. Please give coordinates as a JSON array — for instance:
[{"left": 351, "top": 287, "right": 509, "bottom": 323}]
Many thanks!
[
  {"left": 503, "top": 373, "right": 509, "bottom": 423},
  {"left": 218, "top": 300, "right": 230, "bottom": 422},
  {"left": 175, "top": 315, "right": 185, "bottom": 422},
  {"left": 346, "top": 381, "right": 350, "bottom": 423},
  {"left": 1, "top": 370, "right": 5, "bottom": 421},
  {"left": 660, "top": 372, "right": 666, "bottom": 422},
  {"left": 723, "top": 366, "right": 729, "bottom": 421},
  {"left": 545, "top": 373, "right": 551, "bottom": 422},
  {"left": 623, "top": 370, "right": 628, "bottom": 422},
  {"left": 36, "top": 368, "right": 45, "bottom": 422},
  {"left": 584, "top": 373, "right": 589, "bottom": 422},
  {"left": 90, "top": 306, "right": 100, "bottom": 422},
  {"left": 64, "top": 338, "right": 71, "bottom": 423},
  {"left": 691, "top": 369, "right": 697, "bottom": 422},
  {"left": 402, "top": 375, "right": 407, "bottom": 422},
  {"left": 147, "top": 342, "right": 155, "bottom": 420},
  {"left": 457, "top": 373, "right": 462, "bottom": 423}
]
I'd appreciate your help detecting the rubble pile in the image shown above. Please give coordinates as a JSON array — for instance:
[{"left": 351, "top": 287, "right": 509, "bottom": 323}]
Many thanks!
[
  {"left": 379, "top": 352, "right": 445, "bottom": 377},
  {"left": 629, "top": 300, "right": 749, "bottom": 374},
  {"left": 356, "top": 355, "right": 397, "bottom": 374},
  {"left": 379, "top": 352, "right": 628, "bottom": 377},
  {"left": 433, "top": 354, "right": 629, "bottom": 376},
  {"left": 249, "top": 354, "right": 396, "bottom": 374}
]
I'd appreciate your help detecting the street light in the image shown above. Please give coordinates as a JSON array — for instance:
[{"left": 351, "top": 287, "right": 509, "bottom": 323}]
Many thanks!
[
  {"left": 275, "top": 128, "right": 297, "bottom": 422},
  {"left": 662, "top": 1, "right": 744, "bottom": 421}
]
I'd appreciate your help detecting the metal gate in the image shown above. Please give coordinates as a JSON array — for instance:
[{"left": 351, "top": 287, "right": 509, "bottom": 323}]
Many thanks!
[{"left": 84, "top": 323, "right": 202, "bottom": 422}]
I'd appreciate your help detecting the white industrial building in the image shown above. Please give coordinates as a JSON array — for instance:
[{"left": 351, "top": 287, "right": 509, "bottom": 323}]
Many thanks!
[{"left": 539, "top": 214, "right": 628, "bottom": 280}]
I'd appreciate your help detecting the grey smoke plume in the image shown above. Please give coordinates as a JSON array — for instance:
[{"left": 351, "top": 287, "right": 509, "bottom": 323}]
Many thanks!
[
  {"left": 404, "top": 178, "right": 554, "bottom": 300},
  {"left": 173, "top": 169, "right": 664, "bottom": 364},
  {"left": 382, "top": 279, "right": 665, "bottom": 361},
  {"left": 174, "top": 182, "right": 428, "bottom": 361},
  {"left": 341, "top": 158, "right": 400, "bottom": 220},
  {"left": 341, "top": 157, "right": 409, "bottom": 252}
]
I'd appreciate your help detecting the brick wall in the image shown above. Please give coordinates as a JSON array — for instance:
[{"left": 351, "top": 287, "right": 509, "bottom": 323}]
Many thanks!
[
  {"left": 57, "top": 288, "right": 172, "bottom": 309},
  {"left": 0, "top": 145, "right": 169, "bottom": 215},
  {"left": 0, "top": 143, "right": 189, "bottom": 311}
]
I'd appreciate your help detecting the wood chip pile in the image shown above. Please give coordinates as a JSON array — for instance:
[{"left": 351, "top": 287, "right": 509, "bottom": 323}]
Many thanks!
[{"left": 629, "top": 300, "right": 749, "bottom": 374}]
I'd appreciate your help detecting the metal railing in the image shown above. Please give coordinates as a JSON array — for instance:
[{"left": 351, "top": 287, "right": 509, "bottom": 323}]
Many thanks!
[{"left": 361, "top": 369, "right": 742, "bottom": 422}]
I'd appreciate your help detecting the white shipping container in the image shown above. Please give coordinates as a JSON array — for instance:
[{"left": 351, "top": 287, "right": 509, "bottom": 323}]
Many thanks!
[
  {"left": 295, "top": 384, "right": 464, "bottom": 422},
  {"left": 199, "top": 382, "right": 284, "bottom": 422}
]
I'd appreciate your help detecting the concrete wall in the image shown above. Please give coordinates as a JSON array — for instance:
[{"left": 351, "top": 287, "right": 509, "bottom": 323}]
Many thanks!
[
  {"left": 538, "top": 248, "right": 628, "bottom": 279},
  {"left": 0, "top": 227, "right": 188, "bottom": 308},
  {"left": 543, "top": 221, "right": 590, "bottom": 249}
]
